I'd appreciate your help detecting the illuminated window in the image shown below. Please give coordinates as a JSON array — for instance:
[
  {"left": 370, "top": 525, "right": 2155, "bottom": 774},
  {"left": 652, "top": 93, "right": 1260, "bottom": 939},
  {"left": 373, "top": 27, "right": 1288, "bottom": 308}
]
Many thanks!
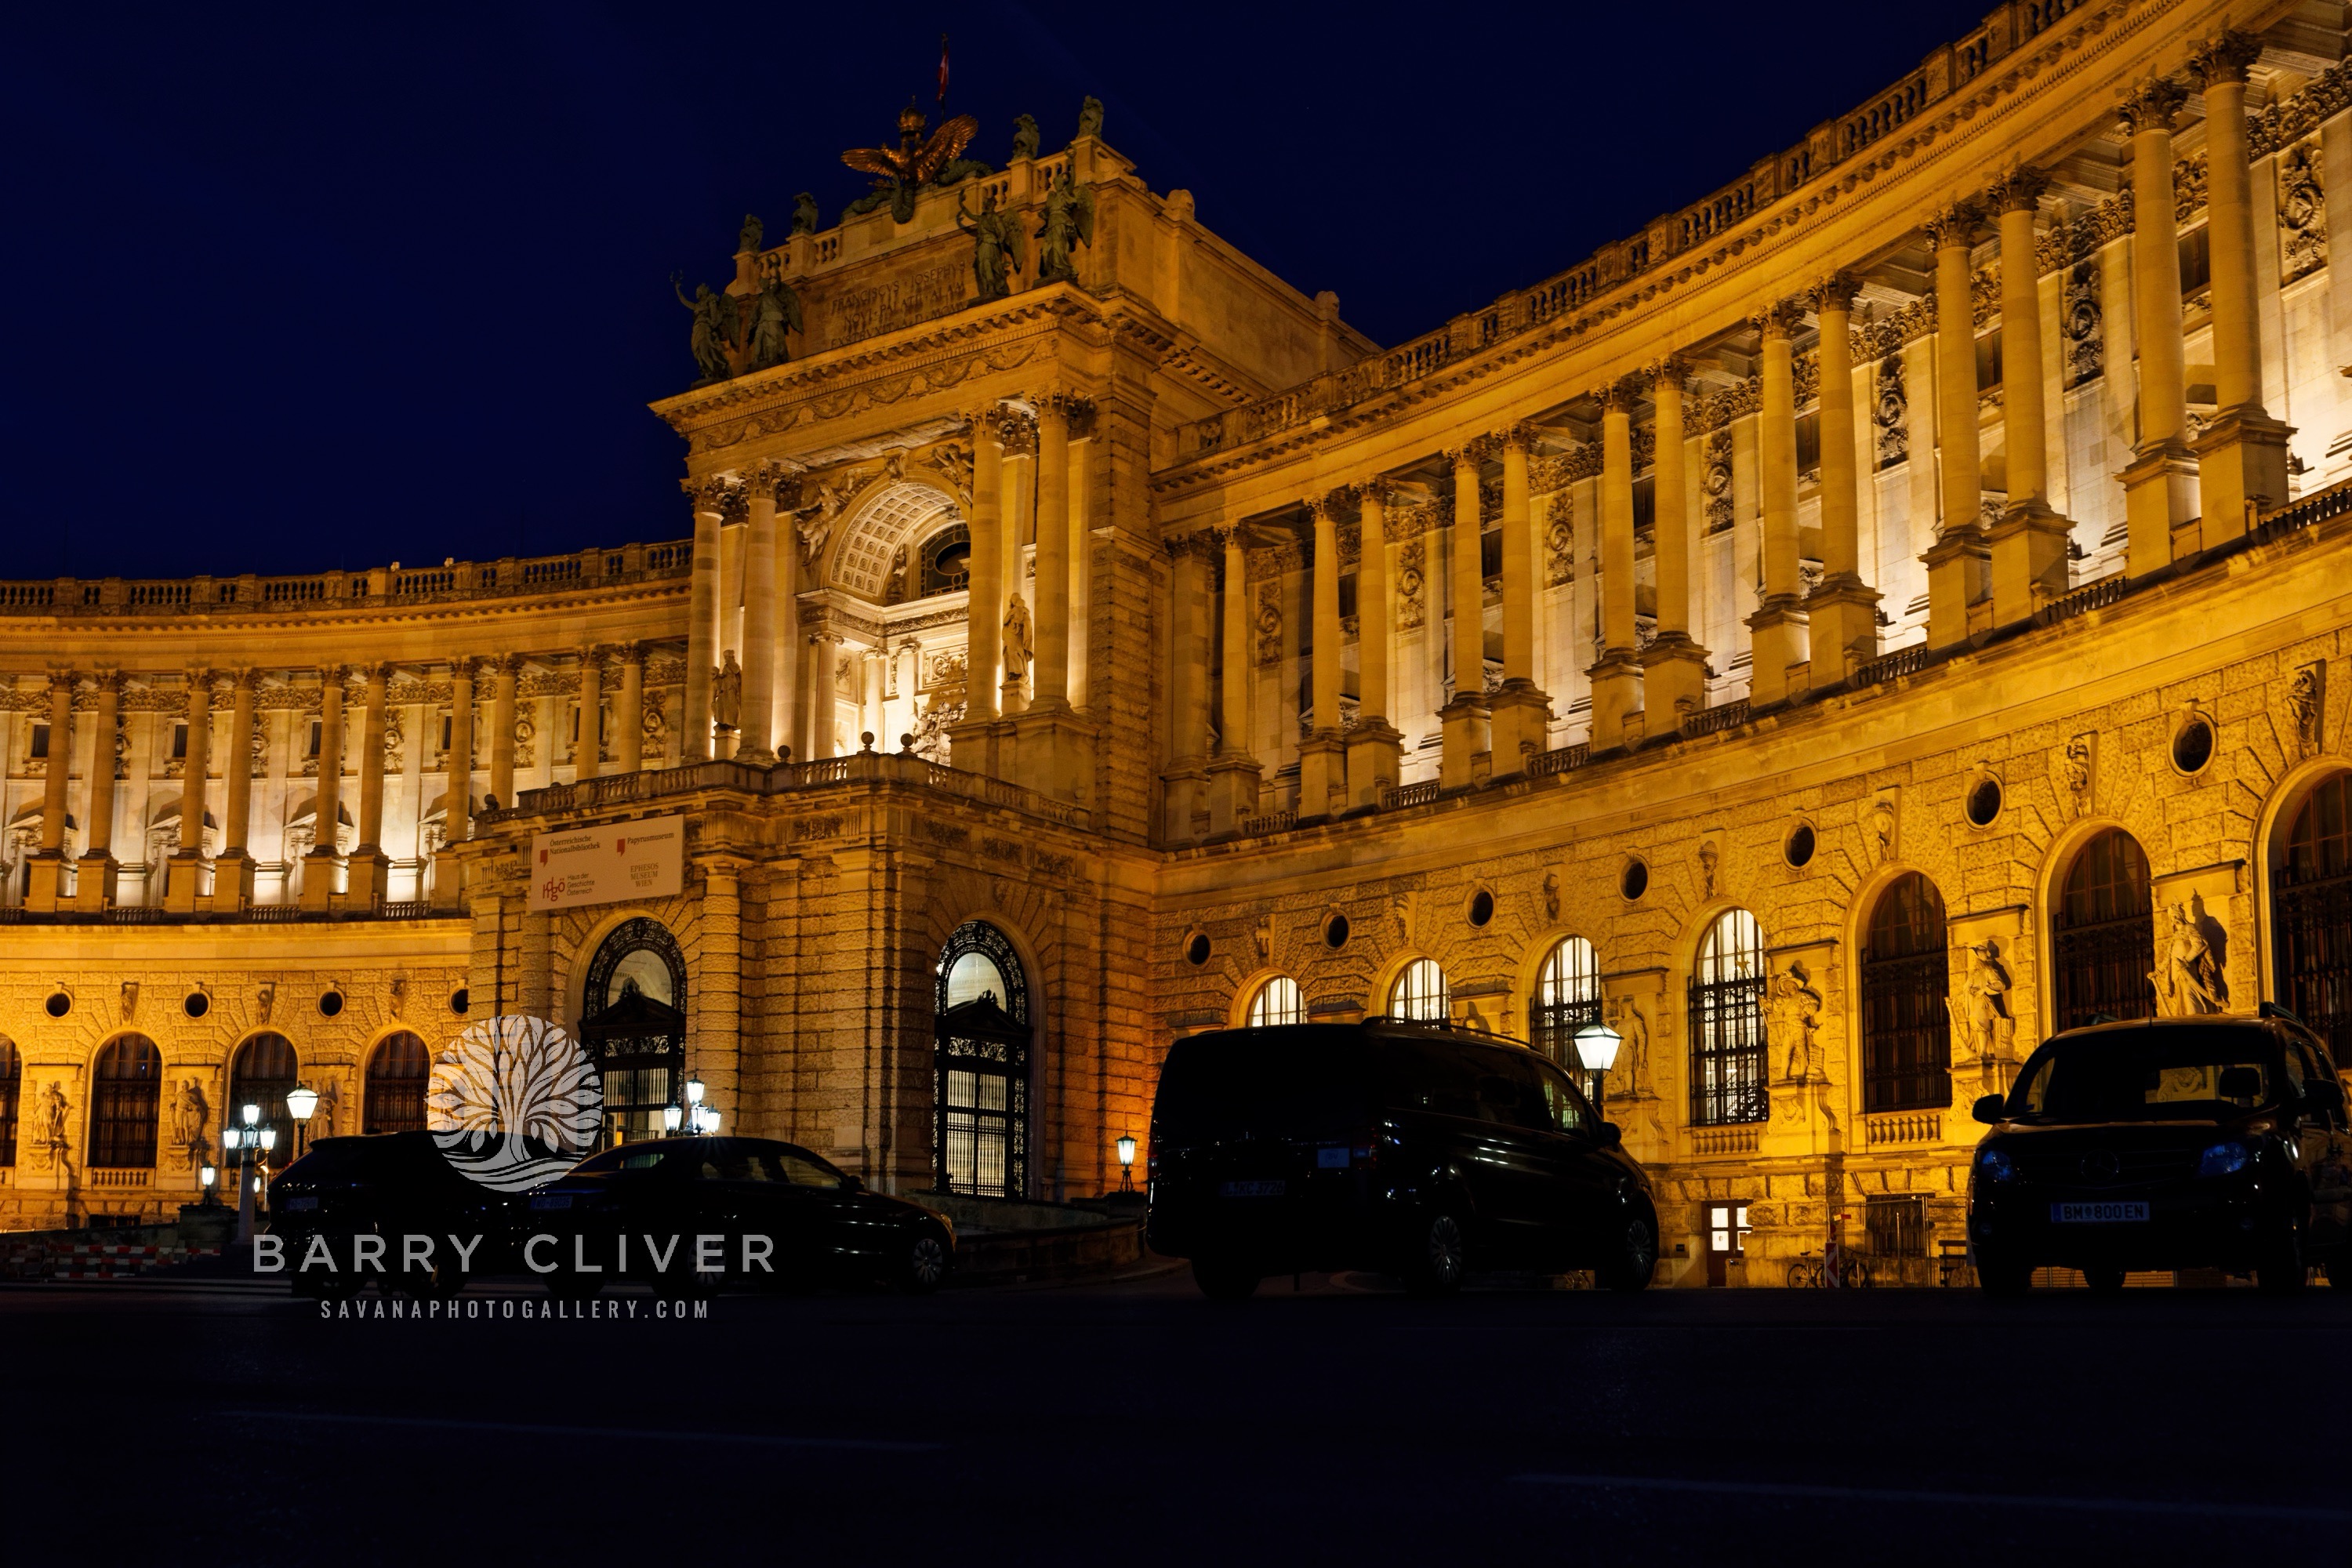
[
  {"left": 1246, "top": 976, "right": 1304, "bottom": 1027},
  {"left": 1389, "top": 959, "right": 1449, "bottom": 1022},
  {"left": 1689, "top": 909, "right": 1766, "bottom": 1127},
  {"left": 2053, "top": 829, "right": 2154, "bottom": 1033},
  {"left": 1530, "top": 936, "right": 1601, "bottom": 1066},
  {"left": 365, "top": 1032, "right": 430, "bottom": 1135},
  {"left": 1861, "top": 873, "right": 1951, "bottom": 1112},
  {"left": 89, "top": 1035, "right": 162, "bottom": 1170}
]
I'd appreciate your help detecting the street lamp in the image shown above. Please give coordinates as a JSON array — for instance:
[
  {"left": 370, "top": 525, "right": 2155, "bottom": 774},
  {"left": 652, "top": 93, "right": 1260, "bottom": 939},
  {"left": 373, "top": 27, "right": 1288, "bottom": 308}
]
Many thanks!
[
  {"left": 1115, "top": 1134, "right": 1137, "bottom": 1192},
  {"left": 1572, "top": 1020, "right": 1624, "bottom": 1113},
  {"left": 662, "top": 1104, "right": 684, "bottom": 1135},
  {"left": 198, "top": 1163, "right": 219, "bottom": 1206},
  {"left": 226, "top": 1101, "right": 263, "bottom": 1245},
  {"left": 285, "top": 1083, "right": 318, "bottom": 1162}
]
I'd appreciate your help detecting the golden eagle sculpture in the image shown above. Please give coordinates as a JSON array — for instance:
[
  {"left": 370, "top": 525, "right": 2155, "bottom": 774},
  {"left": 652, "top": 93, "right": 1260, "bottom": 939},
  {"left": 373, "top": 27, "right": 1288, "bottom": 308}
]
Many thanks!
[{"left": 842, "top": 102, "right": 980, "bottom": 224}]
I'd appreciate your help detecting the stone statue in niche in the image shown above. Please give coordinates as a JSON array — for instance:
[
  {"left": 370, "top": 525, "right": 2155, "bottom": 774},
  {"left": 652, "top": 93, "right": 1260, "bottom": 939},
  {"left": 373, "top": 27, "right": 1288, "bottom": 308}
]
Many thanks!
[
  {"left": 1869, "top": 797, "right": 1896, "bottom": 864},
  {"left": 1076, "top": 95, "right": 1104, "bottom": 140},
  {"left": 1769, "top": 963, "right": 1824, "bottom": 1084},
  {"left": 1953, "top": 938, "right": 2014, "bottom": 1060},
  {"left": 956, "top": 187, "right": 1024, "bottom": 303},
  {"left": 2288, "top": 665, "right": 2322, "bottom": 754},
  {"left": 1011, "top": 113, "right": 1040, "bottom": 161},
  {"left": 790, "top": 192, "right": 820, "bottom": 235},
  {"left": 2155, "top": 898, "right": 2228, "bottom": 1015},
  {"left": 1033, "top": 165, "right": 1094, "bottom": 284},
  {"left": 314, "top": 1079, "right": 339, "bottom": 1138},
  {"left": 2062, "top": 736, "right": 2092, "bottom": 817},
  {"left": 713, "top": 652, "right": 743, "bottom": 730},
  {"left": 171, "top": 1078, "right": 209, "bottom": 1167},
  {"left": 671, "top": 274, "right": 738, "bottom": 387},
  {"left": 1001, "top": 593, "right": 1033, "bottom": 679},
  {"left": 1697, "top": 840, "right": 1719, "bottom": 899},
  {"left": 1541, "top": 872, "right": 1560, "bottom": 921},
  {"left": 1606, "top": 993, "right": 1651, "bottom": 1098},
  {"left": 40, "top": 1082, "right": 70, "bottom": 1169}
]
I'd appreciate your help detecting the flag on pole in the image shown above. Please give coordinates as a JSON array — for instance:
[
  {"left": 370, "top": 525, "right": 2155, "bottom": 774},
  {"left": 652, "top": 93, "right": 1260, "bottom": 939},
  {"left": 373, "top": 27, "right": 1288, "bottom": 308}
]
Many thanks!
[{"left": 937, "top": 34, "right": 950, "bottom": 104}]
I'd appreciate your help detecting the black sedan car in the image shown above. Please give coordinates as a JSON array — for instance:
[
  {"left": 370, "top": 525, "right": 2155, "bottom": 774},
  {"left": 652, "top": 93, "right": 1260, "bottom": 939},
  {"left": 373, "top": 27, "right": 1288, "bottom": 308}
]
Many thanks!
[
  {"left": 1968, "top": 1013, "right": 2352, "bottom": 1294},
  {"left": 521, "top": 1136, "right": 955, "bottom": 1296},
  {"left": 268, "top": 1131, "right": 516, "bottom": 1298}
]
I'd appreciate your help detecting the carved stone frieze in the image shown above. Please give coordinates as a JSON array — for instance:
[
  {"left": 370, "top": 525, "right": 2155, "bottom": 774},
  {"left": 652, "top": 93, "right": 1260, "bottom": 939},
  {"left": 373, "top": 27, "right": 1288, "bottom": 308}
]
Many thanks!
[{"left": 2281, "top": 140, "right": 2327, "bottom": 286}]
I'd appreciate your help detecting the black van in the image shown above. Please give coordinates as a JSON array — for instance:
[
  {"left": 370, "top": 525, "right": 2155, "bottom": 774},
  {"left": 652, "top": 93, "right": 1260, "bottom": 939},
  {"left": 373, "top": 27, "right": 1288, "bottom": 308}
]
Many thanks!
[{"left": 1145, "top": 1021, "right": 1659, "bottom": 1299}]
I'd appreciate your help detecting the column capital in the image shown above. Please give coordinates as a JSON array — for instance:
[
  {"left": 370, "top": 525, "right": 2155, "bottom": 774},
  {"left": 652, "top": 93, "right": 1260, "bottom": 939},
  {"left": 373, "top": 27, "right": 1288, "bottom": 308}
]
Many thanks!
[
  {"left": 447, "top": 654, "right": 480, "bottom": 683},
  {"left": 45, "top": 663, "right": 75, "bottom": 693},
  {"left": 683, "top": 473, "right": 735, "bottom": 515},
  {"left": 2187, "top": 29, "right": 2261, "bottom": 89},
  {"left": 579, "top": 644, "right": 608, "bottom": 673},
  {"left": 745, "top": 459, "right": 801, "bottom": 505},
  {"left": 1361, "top": 477, "right": 1394, "bottom": 507},
  {"left": 489, "top": 653, "right": 523, "bottom": 680},
  {"left": 1062, "top": 395, "right": 1099, "bottom": 440},
  {"left": 1809, "top": 272, "right": 1862, "bottom": 314},
  {"left": 228, "top": 666, "right": 260, "bottom": 691},
  {"left": 1923, "top": 198, "right": 1984, "bottom": 251},
  {"left": 1650, "top": 354, "right": 1693, "bottom": 395},
  {"left": 614, "top": 640, "right": 647, "bottom": 669},
  {"left": 1443, "top": 436, "right": 1497, "bottom": 470},
  {"left": 996, "top": 407, "right": 1038, "bottom": 455},
  {"left": 1755, "top": 298, "right": 1807, "bottom": 340},
  {"left": 1500, "top": 421, "right": 1537, "bottom": 453},
  {"left": 90, "top": 666, "right": 122, "bottom": 695},
  {"left": 359, "top": 661, "right": 390, "bottom": 688},
  {"left": 1987, "top": 165, "right": 2051, "bottom": 216},
  {"left": 1599, "top": 375, "right": 1644, "bottom": 412},
  {"left": 2118, "top": 76, "right": 2189, "bottom": 136},
  {"left": 1306, "top": 491, "right": 1343, "bottom": 521}
]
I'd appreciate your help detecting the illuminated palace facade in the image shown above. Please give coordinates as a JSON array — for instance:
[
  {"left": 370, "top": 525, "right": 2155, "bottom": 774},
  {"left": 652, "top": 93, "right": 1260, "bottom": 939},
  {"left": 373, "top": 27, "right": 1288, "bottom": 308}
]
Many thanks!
[{"left": 6, "top": 0, "right": 2352, "bottom": 1279}]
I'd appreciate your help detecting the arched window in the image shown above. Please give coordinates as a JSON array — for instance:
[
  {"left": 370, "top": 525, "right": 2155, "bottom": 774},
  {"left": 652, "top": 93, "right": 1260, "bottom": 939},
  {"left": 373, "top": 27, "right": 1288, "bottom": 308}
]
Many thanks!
[
  {"left": 1861, "top": 873, "right": 1951, "bottom": 1112},
  {"left": 365, "top": 1033, "right": 430, "bottom": 1135},
  {"left": 1530, "top": 937, "right": 1602, "bottom": 1065},
  {"left": 228, "top": 1033, "right": 299, "bottom": 1162},
  {"left": 1246, "top": 976, "right": 1305, "bottom": 1027},
  {"left": 581, "top": 918, "right": 687, "bottom": 1146},
  {"left": 2276, "top": 775, "right": 2352, "bottom": 1060},
  {"left": 1389, "top": 958, "right": 1449, "bottom": 1022},
  {"left": 935, "top": 920, "right": 1029, "bottom": 1198},
  {"left": 1689, "top": 909, "right": 1768, "bottom": 1127},
  {"left": 2053, "top": 829, "right": 2154, "bottom": 1033},
  {"left": 0, "top": 1037, "right": 17, "bottom": 1167},
  {"left": 89, "top": 1035, "right": 162, "bottom": 1170}
]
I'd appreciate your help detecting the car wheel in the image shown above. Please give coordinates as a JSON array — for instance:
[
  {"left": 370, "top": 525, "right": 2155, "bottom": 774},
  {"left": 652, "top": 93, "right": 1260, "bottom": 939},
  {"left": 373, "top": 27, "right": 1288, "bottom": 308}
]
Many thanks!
[
  {"left": 1595, "top": 1207, "right": 1658, "bottom": 1293},
  {"left": 1405, "top": 1212, "right": 1467, "bottom": 1297},
  {"left": 1192, "top": 1255, "right": 1259, "bottom": 1302},
  {"left": 1976, "top": 1251, "right": 2032, "bottom": 1298},
  {"left": 2084, "top": 1266, "right": 2126, "bottom": 1295},
  {"left": 2257, "top": 1224, "right": 2307, "bottom": 1296},
  {"left": 900, "top": 1230, "right": 950, "bottom": 1295}
]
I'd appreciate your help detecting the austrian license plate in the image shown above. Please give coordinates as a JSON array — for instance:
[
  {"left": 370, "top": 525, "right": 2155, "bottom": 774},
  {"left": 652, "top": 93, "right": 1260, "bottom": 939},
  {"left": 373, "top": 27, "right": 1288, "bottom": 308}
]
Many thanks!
[
  {"left": 1219, "top": 1180, "right": 1286, "bottom": 1199},
  {"left": 529, "top": 1193, "right": 573, "bottom": 1210},
  {"left": 2051, "top": 1200, "right": 2148, "bottom": 1224}
]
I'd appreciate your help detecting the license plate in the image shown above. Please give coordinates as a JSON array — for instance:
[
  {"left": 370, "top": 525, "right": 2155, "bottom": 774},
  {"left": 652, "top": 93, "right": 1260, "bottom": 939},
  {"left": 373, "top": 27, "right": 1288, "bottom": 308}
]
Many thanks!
[
  {"left": 2051, "top": 1201, "right": 2148, "bottom": 1224},
  {"left": 1316, "top": 1146, "right": 1350, "bottom": 1171},
  {"left": 529, "top": 1193, "right": 573, "bottom": 1210},
  {"left": 1219, "top": 1180, "right": 1286, "bottom": 1199},
  {"left": 281, "top": 1196, "right": 318, "bottom": 1212}
]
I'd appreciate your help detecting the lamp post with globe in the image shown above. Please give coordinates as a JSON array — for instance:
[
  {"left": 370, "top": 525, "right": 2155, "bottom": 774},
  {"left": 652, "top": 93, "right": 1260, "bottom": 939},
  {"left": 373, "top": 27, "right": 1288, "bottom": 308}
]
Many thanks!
[
  {"left": 220, "top": 1102, "right": 276, "bottom": 1245},
  {"left": 285, "top": 1082, "right": 319, "bottom": 1163},
  {"left": 1571, "top": 1020, "right": 1624, "bottom": 1115}
]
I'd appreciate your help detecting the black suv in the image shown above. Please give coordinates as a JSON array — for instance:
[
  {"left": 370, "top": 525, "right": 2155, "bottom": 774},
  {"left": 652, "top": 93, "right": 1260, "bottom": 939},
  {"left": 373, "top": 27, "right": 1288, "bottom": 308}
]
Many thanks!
[
  {"left": 1968, "top": 1013, "right": 2352, "bottom": 1294},
  {"left": 269, "top": 1131, "right": 517, "bottom": 1297},
  {"left": 1145, "top": 1021, "right": 1659, "bottom": 1300}
]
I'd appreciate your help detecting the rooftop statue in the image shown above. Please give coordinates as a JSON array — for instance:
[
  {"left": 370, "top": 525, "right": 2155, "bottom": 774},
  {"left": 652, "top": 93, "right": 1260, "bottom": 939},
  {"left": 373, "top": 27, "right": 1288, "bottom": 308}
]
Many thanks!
[
  {"left": 744, "top": 274, "right": 802, "bottom": 372},
  {"left": 1011, "top": 113, "right": 1040, "bottom": 162},
  {"left": 1033, "top": 165, "right": 1094, "bottom": 285},
  {"left": 956, "top": 187, "right": 1025, "bottom": 303},
  {"left": 736, "top": 212, "right": 764, "bottom": 255},
  {"left": 671, "top": 273, "right": 739, "bottom": 387},
  {"left": 790, "top": 191, "right": 820, "bottom": 235},
  {"left": 841, "top": 100, "right": 980, "bottom": 225},
  {"left": 1076, "top": 95, "right": 1103, "bottom": 140}
]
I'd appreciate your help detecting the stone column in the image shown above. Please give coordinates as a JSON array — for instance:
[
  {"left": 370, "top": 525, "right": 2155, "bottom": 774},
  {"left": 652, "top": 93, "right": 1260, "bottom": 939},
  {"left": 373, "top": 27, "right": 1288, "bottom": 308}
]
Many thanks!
[
  {"left": 1924, "top": 201, "right": 1992, "bottom": 648},
  {"left": 1984, "top": 170, "right": 2077, "bottom": 627},
  {"left": 349, "top": 662, "right": 390, "bottom": 903},
  {"left": 1747, "top": 302, "right": 1810, "bottom": 705},
  {"left": 1642, "top": 360, "right": 1712, "bottom": 721},
  {"left": 299, "top": 668, "right": 344, "bottom": 910},
  {"left": 1205, "top": 528, "right": 1262, "bottom": 833},
  {"left": 1346, "top": 481, "right": 1404, "bottom": 810},
  {"left": 27, "top": 671, "right": 72, "bottom": 908},
  {"left": 998, "top": 412, "right": 1036, "bottom": 721},
  {"left": 1033, "top": 397, "right": 1072, "bottom": 707},
  {"left": 1160, "top": 535, "right": 1210, "bottom": 839},
  {"left": 1802, "top": 284, "right": 1881, "bottom": 684},
  {"left": 219, "top": 666, "right": 258, "bottom": 907},
  {"left": 804, "top": 637, "right": 839, "bottom": 758},
  {"left": 683, "top": 477, "right": 724, "bottom": 761},
  {"left": 433, "top": 657, "right": 474, "bottom": 913},
  {"left": 2118, "top": 77, "right": 2199, "bottom": 573},
  {"left": 1490, "top": 426, "right": 1550, "bottom": 765},
  {"left": 1438, "top": 443, "right": 1493, "bottom": 788},
  {"left": 739, "top": 466, "right": 782, "bottom": 763},
  {"left": 1590, "top": 387, "right": 1647, "bottom": 745},
  {"left": 75, "top": 670, "right": 121, "bottom": 910},
  {"left": 164, "top": 666, "right": 214, "bottom": 912},
  {"left": 575, "top": 648, "right": 604, "bottom": 780},
  {"left": 2190, "top": 31, "right": 2294, "bottom": 537},
  {"left": 614, "top": 644, "right": 644, "bottom": 774},
  {"left": 1298, "top": 495, "right": 1346, "bottom": 818},
  {"left": 488, "top": 656, "right": 517, "bottom": 809},
  {"left": 962, "top": 412, "right": 1004, "bottom": 740},
  {"left": 860, "top": 648, "right": 885, "bottom": 746}
]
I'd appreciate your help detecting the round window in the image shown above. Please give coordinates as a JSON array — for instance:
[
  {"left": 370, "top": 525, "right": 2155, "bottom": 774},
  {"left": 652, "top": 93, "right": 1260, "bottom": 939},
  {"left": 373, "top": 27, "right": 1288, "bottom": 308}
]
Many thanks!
[
  {"left": 449, "top": 987, "right": 470, "bottom": 1015},
  {"left": 1323, "top": 913, "right": 1349, "bottom": 949},
  {"left": 2173, "top": 715, "right": 2215, "bottom": 775},
  {"left": 1621, "top": 859, "right": 1649, "bottom": 902},
  {"left": 1785, "top": 822, "right": 1816, "bottom": 869},
  {"left": 45, "top": 992, "right": 71, "bottom": 1019},
  {"left": 183, "top": 991, "right": 210, "bottom": 1020},
  {"left": 318, "top": 989, "right": 345, "bottom": 1018},
  {"left": 1966, "top": 778, "right": 2003, "bottom": 828},
  {"left": 1185, "top": 933, "right": 1211, "bottom": 967},
  {"left": 1468, "top": 890, "right": 1495, "bottom": 927}
]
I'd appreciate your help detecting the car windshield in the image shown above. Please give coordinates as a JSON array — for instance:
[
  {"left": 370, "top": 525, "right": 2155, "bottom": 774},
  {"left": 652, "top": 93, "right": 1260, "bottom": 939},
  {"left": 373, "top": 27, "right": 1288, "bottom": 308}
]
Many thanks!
[{"left": 2009, "top": 1032, "right": 2281, "bottom": 1122}]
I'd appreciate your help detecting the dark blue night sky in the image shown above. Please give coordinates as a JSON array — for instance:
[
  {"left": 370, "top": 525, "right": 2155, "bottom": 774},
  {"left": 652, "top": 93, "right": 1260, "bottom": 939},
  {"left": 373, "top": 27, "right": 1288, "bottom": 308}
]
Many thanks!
[{"left": 2, "top": 2, "right": 1991, "bottom": 579}]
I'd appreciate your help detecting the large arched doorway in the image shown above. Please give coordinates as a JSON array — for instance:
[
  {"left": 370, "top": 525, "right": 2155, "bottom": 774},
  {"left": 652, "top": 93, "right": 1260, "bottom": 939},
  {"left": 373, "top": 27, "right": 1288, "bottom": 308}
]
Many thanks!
[
  {"left": 2275, "top": 773, "right": 2352, "bottom": 1060},
  {"left": 1689, "top": 909, "right": 1767, "bottom": 1127},
  {"left": 89, "top": 1036, "right": 162, "bottom": 1169},
  {"left": 580, "top": 917, "right": 687, "bottom": 1146},
  {"left": 364, "top": 1032, "right": 430, "bottom": 1135},
  {"left": 2052, "top": 829, "right": 2155, "bottom": 1033},
  {"left": 934, "top": 920, "right": 1029, "bottom": 1197},
  {"left": 228, "top": 1033, "right": 299, "bottom": 1168},
  {"left": 1860, "top": 873, "right": 1951, "bottom": 1112}
]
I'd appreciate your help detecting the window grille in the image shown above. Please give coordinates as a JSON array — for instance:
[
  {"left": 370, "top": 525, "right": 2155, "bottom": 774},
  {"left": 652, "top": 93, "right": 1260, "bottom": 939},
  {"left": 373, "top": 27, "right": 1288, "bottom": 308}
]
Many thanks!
[
  {"left": 1389, "top": 958, "right": 1449, "bottom": 1022},
  {"left": 1689, "top": 909, "right": 1768, "bottom": 1126},
  {"left": 2277, "top": 775, "right": 2352, "bottom": 1062},
  {"left": 1247, "top": 976, "right": 1304, "bottom": 1026},
  {"left": 90, "top": 1035, "right": 162, "bottom": 1170},
  {"left": 364, "top": 1032, "right": 430, "bottom": 1135},
  {"left": 1530, "top": 936, "right": 1602, "bottom": 1066},
  {"left": 1861, "top": 873, "right": 1951, "bottom": 1111},
  {"left": 2053, "top": 829, "right": 2154, "bottom": 1033},
  {"left": 934, "top": 920, "right": 1029, "bottom": 1197},
  {"left": 0, "top": 1039, "right": 17, "bottom": 1167},
  {"left": 1864, "top": 1194, "right": 1926, "bottom": 1258}
]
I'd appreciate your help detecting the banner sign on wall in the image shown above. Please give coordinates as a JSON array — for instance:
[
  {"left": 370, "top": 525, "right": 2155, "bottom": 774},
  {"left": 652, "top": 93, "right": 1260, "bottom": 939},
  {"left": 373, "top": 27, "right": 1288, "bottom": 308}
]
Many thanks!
[{"left": 526, "top": 815, "right": 685, "bottom": 911}]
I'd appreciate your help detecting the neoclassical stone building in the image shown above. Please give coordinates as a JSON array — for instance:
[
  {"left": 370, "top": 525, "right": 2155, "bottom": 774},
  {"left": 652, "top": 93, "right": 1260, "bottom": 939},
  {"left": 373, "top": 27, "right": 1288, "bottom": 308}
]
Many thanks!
[{"left": 5, "top": 0, "right": 2351, "bottom": 1279}]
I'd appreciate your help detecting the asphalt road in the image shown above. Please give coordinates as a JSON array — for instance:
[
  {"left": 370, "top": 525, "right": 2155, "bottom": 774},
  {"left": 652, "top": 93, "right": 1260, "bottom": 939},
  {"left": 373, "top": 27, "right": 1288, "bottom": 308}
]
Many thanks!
[{"left": 5, "top": 1266, "right": 2347, "bottom": 1565}]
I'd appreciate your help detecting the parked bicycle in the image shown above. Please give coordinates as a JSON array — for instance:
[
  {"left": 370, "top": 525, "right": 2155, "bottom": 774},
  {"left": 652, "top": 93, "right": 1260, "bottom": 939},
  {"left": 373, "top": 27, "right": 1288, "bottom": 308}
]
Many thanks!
[{"left": 1786, "top": 1251, "right": 1873, "bottom": 1289}]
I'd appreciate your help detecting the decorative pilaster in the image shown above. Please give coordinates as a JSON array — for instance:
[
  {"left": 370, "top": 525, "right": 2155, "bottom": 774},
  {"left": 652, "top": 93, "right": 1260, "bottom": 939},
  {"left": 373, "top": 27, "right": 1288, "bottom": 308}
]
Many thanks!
[
  {"left": 1642, "top": 358, "right": 1712, "bottom": 722},
  {"left": 1205, "top": 527, "right": 1263, "bottom": 833},
  {"left": 74, "top": 669, "right": 121, "bottom": 911},
  {"left": 576, "top": 648, "right": 606, "bottom": 780},
  {"left": 683, "top": 476, "right": 726, "bottom": 760},
  {"left": 2118, "top": 78, "right": 2199, "bottom": 572},
  {"left": 433, "top": 656, "right": 476, "bottom": 913},
  {"left": 25, "top": 670, "right": 72, "bottom": 909},
  {"left": 348, "top": 662, "right": 391, "bottom": 904},
  {"left": 1346, "top": 481, "right": 1404, "bottom": 811},
  {"left": 165, "top": 666, "right": 214, "bottom": 913},
  {"left": 1490, "top": 426, "right": 1551, "bottom": 766},
  {"left": 1984, "top": 170, "right": 2076, "bottom": 626},
  {"left": 1160, "top": 534, "right": 1212, "bottom": 840},
  {"left": 488, "top": 655, "right": 517, "bottom": 810},
  {"left": 1439, "top": 441, "right": 1494, "bottom": 788},
  {"left": 956, "top": 411, "right": 1005, "bottom": 778},
  {"left": 1298, "top": 495, "right": 1346, "bottom": 817},
  {"left": 1924, "top": 201, "right": 1992, "bottom": 648},
  {"left": 2190, "top": 31, "right": 2294, "bottom": 539},
  {"left": 1033, "top": 397, "right": 1073, "bottom": 709}
]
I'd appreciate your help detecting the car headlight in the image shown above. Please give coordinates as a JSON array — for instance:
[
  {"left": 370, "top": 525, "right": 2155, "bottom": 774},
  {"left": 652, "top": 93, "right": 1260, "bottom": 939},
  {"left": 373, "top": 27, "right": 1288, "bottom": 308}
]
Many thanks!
[
  {"left": 2198, "top": 1140, "right": 2252, "bottom": 1178},
  {"left": 1976, "top": 1147, "right": 2017, "bottom": 1185}
]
